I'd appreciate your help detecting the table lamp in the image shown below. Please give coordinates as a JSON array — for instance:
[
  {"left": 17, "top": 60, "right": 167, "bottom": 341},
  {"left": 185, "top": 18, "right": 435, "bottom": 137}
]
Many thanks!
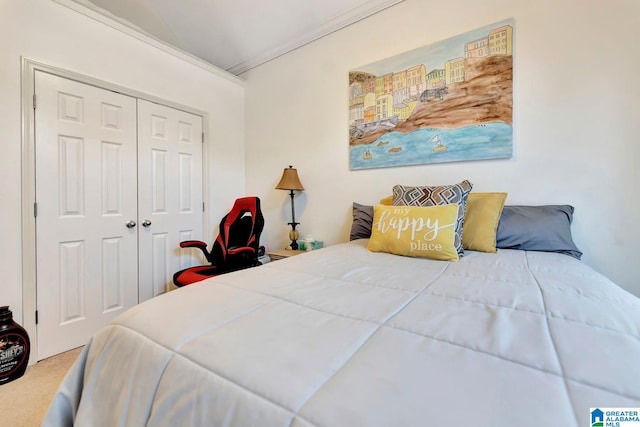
[{"left": 275, "top": 165, "right": 304, "bottom": 250}]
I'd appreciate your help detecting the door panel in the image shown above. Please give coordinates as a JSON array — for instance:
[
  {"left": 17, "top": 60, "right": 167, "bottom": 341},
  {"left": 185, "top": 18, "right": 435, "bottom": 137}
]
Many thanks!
[
  {"left": 137, "top": 100, "right": 204, "bottom": 302},
  {"left": 35, "top": 71, "right": 139, "bottom": 360}
]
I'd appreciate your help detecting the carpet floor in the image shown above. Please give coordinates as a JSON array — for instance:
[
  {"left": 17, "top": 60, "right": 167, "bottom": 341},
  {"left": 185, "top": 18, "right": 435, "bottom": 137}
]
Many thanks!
[{"left": 0, "top": 347, "right": 83, "bottom": 427}]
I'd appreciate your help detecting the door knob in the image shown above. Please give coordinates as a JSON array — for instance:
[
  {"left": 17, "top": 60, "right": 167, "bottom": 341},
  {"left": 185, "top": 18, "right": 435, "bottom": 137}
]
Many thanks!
[
  {"left": 126, "top": 220, "right": 136, "bottom": 228},
  {"left": 142, "top": 219, "right": 152, "bottom": 227}
]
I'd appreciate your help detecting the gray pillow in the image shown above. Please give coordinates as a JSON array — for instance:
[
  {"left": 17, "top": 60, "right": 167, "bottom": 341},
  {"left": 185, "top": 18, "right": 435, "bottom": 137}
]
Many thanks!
[
  {"left": 350, "top": 202, "right": 373, "bottom": 240},
  {"left": 496, "top": 205, "right": 582, "bottom": 259}
]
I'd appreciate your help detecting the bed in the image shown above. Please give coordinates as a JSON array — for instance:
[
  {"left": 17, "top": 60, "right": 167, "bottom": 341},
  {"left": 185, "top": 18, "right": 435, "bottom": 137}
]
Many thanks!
[{"left": 42, "top": 185, "right": 640, "bottom": 427}]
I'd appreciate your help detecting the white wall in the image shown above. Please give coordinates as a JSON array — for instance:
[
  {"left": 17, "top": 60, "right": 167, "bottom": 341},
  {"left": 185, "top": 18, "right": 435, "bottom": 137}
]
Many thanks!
[
  {"left": 0, "top": 0, "right": 246, "bottom": 325},
  {"left": 244, "top": 0, "right": 640, "bottom": 295}
]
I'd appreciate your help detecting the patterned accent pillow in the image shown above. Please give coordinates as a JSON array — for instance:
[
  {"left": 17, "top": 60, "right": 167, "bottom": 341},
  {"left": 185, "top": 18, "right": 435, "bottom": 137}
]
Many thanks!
[{"left": 392, "top": 180, "right": 473, "bottom": 256}]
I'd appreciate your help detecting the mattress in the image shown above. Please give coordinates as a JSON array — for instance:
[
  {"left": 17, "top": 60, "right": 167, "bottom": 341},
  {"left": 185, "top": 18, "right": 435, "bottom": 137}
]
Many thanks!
[{"left": 43, "top": 240, "right": 640, "bottom": 426}]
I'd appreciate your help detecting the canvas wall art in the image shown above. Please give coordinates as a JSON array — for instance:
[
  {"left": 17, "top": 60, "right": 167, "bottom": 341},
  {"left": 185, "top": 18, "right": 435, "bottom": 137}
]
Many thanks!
[{"left": 349, "top": 18, "right": 514, "bottom": 170}]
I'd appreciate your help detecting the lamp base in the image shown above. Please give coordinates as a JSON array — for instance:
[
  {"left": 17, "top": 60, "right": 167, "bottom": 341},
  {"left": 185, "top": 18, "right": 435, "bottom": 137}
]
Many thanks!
[{"left": 288, "top": 223, "right": 300, "bottom": 250}]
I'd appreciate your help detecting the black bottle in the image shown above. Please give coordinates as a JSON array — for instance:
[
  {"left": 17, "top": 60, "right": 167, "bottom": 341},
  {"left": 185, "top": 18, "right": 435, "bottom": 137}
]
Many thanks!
[{"left": 0, "top": 306, "right": 30, "bottom": 385}]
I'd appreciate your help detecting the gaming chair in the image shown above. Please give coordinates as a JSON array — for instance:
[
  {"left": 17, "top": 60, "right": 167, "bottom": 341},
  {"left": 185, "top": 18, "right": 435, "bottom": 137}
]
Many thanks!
[{"left": 173, "top": 196, "right": 264, "bottom": 287}]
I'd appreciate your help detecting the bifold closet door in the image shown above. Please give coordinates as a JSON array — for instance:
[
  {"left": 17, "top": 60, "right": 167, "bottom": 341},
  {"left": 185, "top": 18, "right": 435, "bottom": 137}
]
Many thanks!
[
  {"left": 35, "top": 71, "right": 139, "bottom": 360},
  {"left": 137, "top": 99, "right": 204, "bottom": 302},
  {"left": 34, "top": 74, "right": 205, "bottom": 359}
]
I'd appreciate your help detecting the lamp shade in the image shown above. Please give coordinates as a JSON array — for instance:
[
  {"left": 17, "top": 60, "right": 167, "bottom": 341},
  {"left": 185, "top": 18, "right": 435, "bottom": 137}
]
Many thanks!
[{"left": 275, "top": 166, "right": 304, "bottom": 191}]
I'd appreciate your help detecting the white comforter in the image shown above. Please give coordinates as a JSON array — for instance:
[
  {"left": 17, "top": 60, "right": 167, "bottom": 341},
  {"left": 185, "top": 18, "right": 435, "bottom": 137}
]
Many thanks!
[{"left": 43, "top": 240, "right": 640, "bottom": 427}]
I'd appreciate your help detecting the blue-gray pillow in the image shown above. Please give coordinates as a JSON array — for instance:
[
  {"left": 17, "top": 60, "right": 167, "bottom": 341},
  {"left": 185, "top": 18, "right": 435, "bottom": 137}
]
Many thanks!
[
  {"left": 350, "top": 202, "right": 373, "bottom": 240},
  {"left": 496, "top": 205, "right": 582, "bottom": 259}
]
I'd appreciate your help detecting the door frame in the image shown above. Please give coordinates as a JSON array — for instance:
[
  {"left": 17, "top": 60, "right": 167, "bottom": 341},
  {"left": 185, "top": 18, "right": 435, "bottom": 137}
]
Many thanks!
[{"left": 20, "top": 58, "right": 210, "bottom": 363}]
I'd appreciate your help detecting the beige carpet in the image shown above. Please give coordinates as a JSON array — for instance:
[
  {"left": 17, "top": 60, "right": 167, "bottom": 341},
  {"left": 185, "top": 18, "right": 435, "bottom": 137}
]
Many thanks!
[{"left": 0, "top": 347, "right": 83, "bottom": 427}]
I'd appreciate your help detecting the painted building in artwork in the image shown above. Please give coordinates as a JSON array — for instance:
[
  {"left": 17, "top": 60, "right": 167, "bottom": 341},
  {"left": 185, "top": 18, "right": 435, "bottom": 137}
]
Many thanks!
[
  {"left": 376, "top": 94, "right": 393, "bottom": 120},
  {"left": 393, "top": 70, "right": 408, "bottom": 104},
  {"left": 375, "top": 75, "right": 385, "bottom": 97},
  {"left": 349, "top": 82, "right": 364, "bottom": 124},
  {"left": 393, "top": 70, "right": 406, "bottom": 92},
  {"left": 489, "top": 25, "right": 513, "bottom": 55},
  {"left": 393, "top": 98, "right": 418, "bottom": 120},
  {"left": 465, "top": 37, "right": 489, "bottom": 57},
  {"left": 364, "top": 78, "right": 376, "bottom": 94},
  {"left": 406, "top": 64, "right": 427, "bottom": 98},
  {"left": 350, "top": 81, "right": 362, "bottom": 98},
  {"left": 363, "top": 107, "right": 375, "bottom": 122},
  {"left": 363, "top": 92, "right": 376, "bottom": 122},
  {"left": 427, "top": 68, "right": 445, "bottom": 89},
  {"left": 383, "top": 73, "right": 394, "bottom": 95},
  {"left": 445, "top": 57, "right": 465, "bottom": 84}
]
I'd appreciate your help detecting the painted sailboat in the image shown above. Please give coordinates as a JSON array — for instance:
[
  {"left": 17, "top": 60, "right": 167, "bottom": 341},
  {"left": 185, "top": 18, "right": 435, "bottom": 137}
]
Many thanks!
[
  {"left": 430, "top": 134, "right": 447, "bottom": 152},
  {"left": 362, "top": 149, "right": 372, "bottom": 160}
]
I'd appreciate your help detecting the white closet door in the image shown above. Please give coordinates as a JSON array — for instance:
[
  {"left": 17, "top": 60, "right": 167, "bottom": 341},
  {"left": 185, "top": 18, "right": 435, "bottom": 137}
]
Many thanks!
[
  {"left": 35, "top": 71, "right": 139, "bottom": 360},
  {"left": 137, "top": 99, "right": 204, "bottom": 301}
]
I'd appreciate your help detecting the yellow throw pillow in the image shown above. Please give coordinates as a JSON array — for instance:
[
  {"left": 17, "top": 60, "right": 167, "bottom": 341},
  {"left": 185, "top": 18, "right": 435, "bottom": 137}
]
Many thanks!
[
  {"left": 379, "top": 195, "right": 393, "bottom": 205},
  {"left": 368, "top": 204, "right": 459, "bottom": 261},
  {"left": 462, "top": 192, "right": 507, "bottom": 253}
]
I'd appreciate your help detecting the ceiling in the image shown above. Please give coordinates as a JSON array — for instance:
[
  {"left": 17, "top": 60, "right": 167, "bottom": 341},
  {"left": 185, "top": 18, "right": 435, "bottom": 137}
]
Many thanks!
[{"left": 67, "top": 0, "right": 404, "bottom": 75}]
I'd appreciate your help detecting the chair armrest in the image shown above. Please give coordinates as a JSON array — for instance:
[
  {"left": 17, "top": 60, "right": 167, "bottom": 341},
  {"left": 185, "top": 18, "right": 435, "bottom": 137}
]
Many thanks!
[
  {"left": 227, "top": 246, "right": 256, "bottom": 255},
  {"left": 179, "top": 240, "right": 210, "bottom": 261},
  {"left": 180, "top": 240, "right": 208, "bottom": 249},
  {"left": 224, "top": 246, "right": 259, "bottom": 271}
]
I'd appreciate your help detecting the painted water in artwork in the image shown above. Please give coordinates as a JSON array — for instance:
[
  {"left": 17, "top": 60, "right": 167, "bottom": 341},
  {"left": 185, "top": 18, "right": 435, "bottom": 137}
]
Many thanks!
[{"left": 349, "top": 19, "right": 514, "bottom": 170}]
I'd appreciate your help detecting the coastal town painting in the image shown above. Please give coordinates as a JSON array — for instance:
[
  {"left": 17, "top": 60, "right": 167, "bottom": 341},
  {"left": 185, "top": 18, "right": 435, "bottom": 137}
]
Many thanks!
[{"left": 349, "top": 19, "right": 514, "bottom": 170}]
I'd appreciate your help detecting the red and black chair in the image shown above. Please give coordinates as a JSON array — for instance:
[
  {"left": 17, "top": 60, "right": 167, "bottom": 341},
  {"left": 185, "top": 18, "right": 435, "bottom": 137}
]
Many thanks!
[{"left": 173, "top": 196, "right": 264, "bottom": 287}]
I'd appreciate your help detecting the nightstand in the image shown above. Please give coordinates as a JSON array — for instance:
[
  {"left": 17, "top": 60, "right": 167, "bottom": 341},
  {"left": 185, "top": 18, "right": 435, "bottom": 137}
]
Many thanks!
[{"left": 268, "top": 249, "right": 306, "bottom": 261}]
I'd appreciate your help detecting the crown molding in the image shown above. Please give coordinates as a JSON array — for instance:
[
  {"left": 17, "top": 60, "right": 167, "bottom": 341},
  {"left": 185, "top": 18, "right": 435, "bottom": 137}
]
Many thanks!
[
  {"left": 50, "top": 0, "right": 245, "bottom": 85},
  {"left": 52, "top": 0, "right": 405, "bottom": 78},
  {"left": 231, "top": 0, "right": 405, "bottom": 75}
]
